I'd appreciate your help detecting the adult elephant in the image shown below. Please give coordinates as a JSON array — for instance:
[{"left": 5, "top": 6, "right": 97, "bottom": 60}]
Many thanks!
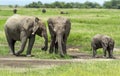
[
  {"left": 48, "top": 16, "right": 71, "bottom": 57},
  {"left": 4, "top": 14, "right": 48, "bottom": 56}
]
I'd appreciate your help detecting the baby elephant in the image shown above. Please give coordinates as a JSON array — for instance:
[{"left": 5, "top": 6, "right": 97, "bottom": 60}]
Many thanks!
[{"left": 91, "top": 34, "right": 115, "bottom": 58}]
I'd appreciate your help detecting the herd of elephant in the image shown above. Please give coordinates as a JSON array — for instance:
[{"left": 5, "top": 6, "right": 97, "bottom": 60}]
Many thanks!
[{"left": 4, "top": 14, "right": 115, "bottom": 58}]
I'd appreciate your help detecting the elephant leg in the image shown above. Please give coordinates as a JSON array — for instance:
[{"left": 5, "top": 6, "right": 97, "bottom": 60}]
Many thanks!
[
  {"left": 63, "top": 35, "right": 67, "bottom": 55},
  {"left": 108, "top": 48, "right": 113, "bottom": 58},
  {"left": 104, "top": 50, "right": 107, "bottom": 57},
  {"left": 49, "top": 37, "right": 55, "bottom": 54},
  {"left": 110, "top": 50, "right": 113, "bottom": 58},
  {"left": 41, "top": 33, "right": 48, "bottom": 51},
  {"left": 7, "top": 39, "right": 16, "bottom": 55},
  {"left": 108, "top": 50, "right": 112, "bottom": 58},
  {"left": 26, "top": 36, "right": 35, "bottom": 57},
  {"left": 103, "top": 47, "right": 107, "bottom": 57},
  {"left": 5, "top": 31, "right": 16, "bottom": 55},
  {"left": 16, "top": 37, "right": 27, "bottom": 56},
  {"left": 55, "top": 42, "right": 58, "bottom": 54},
  {"left": 62, "top": 42, "right": 66, "bottom": 55},
  {"left": 16, "top": 32, "right": 27, "bottom": 56},
  {"left": 92, "top": 48, "right": 97, "bottom": 58},
  {"left": 102, "top": 43, "right": 107, "bottom": 57}
]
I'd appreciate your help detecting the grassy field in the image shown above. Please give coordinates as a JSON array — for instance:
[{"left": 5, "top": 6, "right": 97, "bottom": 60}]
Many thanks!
[
  {"left": 0, "top": 60, "right": 120, "bottom": 76},
  {"left": 1, "top": 7, "right": 120, "bottom": 76},
  {"left": 0, "top": 7, "right": 120, "bottom": 56}
]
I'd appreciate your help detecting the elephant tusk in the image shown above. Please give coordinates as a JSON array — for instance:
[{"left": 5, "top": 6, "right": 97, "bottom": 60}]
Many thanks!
[{"left": 32, "top": 32, "right": 35, "bottom": 35}]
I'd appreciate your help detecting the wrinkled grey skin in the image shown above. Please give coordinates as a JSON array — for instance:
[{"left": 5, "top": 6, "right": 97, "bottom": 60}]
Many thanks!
[
  {"left": 4, "top": 15, "right": 48, "bottom": 56},
  {"left": 48, "top": 17, "right": 71, "bottom": 57},
  {"left": 91, "top": 34, "right": 115, "bottom": 58}
]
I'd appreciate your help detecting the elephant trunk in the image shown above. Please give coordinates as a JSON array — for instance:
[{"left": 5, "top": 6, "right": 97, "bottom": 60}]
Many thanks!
[
  {"left": 57, "top": 34, "right": 64, "bottom": 56},
  {"left": 41, "top": 32, "right": 48, "bottom": 51}
]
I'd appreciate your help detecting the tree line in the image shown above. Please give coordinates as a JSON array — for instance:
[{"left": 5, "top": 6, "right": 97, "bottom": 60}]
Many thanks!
[
  {"left": 25, "top": 1, "right": 101, "bottom": 8},
  {"left": 24, "top": 0, "right": 120, "bottom": 9}
]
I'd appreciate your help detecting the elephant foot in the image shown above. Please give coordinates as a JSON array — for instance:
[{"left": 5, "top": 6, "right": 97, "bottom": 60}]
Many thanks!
[
  {"left": 55, "top": 50, "right": 58, "bottom": 54},
  {"left": 63, "top": 50, "right": 67, "bottom": 55},
  {"left": 108, "top": 56, "right": 115, "bottom": 59},
  {"left": 15, "top": 52, "right": 21, "bottom": 56},
  {"left": 41, "top": 46, "right": 47, "bottom": 51},
  {"left": 26, "top": 54, "right": 32, "bottom": 57},
  {"left": 9, "top": 52, "right": 15, "bottom": 55},
  {"left": 60, "top": 54, "right": 65, "bottom": 57},
  {"left": 92, "top": 55, "right": 96, "bottom": 58},
  {"left": 103, "top": 55, "right": 106, "bottom": 58},
  {"left": 49, "top": 50, "right": 53, "bottom": 54}
]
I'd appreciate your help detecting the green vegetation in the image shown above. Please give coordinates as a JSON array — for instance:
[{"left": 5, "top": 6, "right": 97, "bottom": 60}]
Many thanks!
[
  {"left": 24, "top": 0, "right": 120, "bottom": 9},
  {"left": 25, "top": 1, "right": 101, "bottom": 8},
  {"left": 0, "top": 7, "right": 120, "bottom": 76},
  {"left": 103, "top": 0, "right": 120, "bottom": 9},
  {"left": 0, "top": 60, "right": 120, "bottom": 76},
  {"left": 0, "top": 8, "right": 120, "bottom": 57}
]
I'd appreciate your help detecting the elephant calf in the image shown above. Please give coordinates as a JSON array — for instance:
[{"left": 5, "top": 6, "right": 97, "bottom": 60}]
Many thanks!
[
  {"left": 91, "top": 34, "right": 115, "bottom": 58},
  {"left": 4, "top": 14, "right": 48, "bottom": 56},
  {"left": 48, "top": 16, "right": 71, "bottom": 57}
]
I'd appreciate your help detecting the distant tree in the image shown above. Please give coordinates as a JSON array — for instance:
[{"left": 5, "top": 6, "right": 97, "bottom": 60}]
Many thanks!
[
  {"left": 64, "top": 3, "right": 73, "bottom": 8},
  {"left": 103, "top": 0, "right": 120, "bottom": 9},
  {"left": 103, "top": 1, "right": 112, "bottom": 8},
  {"left": 117, "top": 4, "right": 120, "bottom": 9},
  {"left": 52, "top": 1, "right": 65, "bottom": 8},
  {"left": 25, "top": 1, "right": 43, "bottom": 8},
  {"left": 38, "top": 1, "right": 42, "bottom": 5},
  {"left": 15, "top": 5, "right": 18, "bottom": 8},
  {"left": 112, "top": 0, "right": 120, "bottom": 9},
  {"left": 25, "top": 1, "right": 101, "bottom": 8},
  {"left": 31, "top": 2, "right": 40, "bottom": 8},
  {"left": 38, "top": 1, "right": 43, "bottom": 7},
  {"left": 84, "top": 1, "right": 93, "bottom": 8},
  {"left": 72, "top": 2, "right": 83, "bottom": 8},
  {"left": 93, "top": 3, "right": 101, "bottom": 8},
  {"left": 44, "top": 3, "right": 53, "bottom": 8},
  {"left": 9, "top": 5, "right": 13, "bottom": 8}
]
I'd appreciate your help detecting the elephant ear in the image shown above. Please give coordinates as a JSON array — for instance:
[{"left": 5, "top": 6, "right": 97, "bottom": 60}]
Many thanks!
[
  {"left": 35, "top": 17, "right": 39, "bottom": 22},
  {"left": 23, "top": 18, "right": 34, "bottom": 31},
  {"left": 48, "top": 18, "right": 54, "bottom": 32},
  {"left": 65, "top": 19, "right": 71, "bottom": 35},
  {"left": 32, "top": 17, "right": 39, "bottom": 35},
  {"left": 65, "top": 19, "right": 71, "bottom": 29}
]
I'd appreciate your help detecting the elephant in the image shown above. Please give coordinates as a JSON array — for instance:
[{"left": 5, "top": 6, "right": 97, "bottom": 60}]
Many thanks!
[
  {"left": 47, "top": 16, "right": 71, "bottom": 57},
  {"left": 4, "top": 14, "right": 48, "bottom": 56},
  {"left": 91, "top": 34, "right": 115, "bottom": 58}
]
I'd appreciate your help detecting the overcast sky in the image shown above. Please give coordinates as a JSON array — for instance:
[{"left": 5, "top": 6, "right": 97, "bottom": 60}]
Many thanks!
[{"left": 0, "top": 0, "right": 110, "bottom": 6}]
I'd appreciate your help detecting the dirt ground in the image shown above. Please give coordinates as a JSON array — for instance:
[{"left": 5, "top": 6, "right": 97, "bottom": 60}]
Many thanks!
[
  {"left": 0, "top": 44, "right": 119, "bottom": 68},
  {"left": 0, "top": 48, "right": 119, "bottom": 68}
]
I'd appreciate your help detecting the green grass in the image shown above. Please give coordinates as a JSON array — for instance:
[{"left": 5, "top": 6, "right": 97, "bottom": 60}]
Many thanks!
[
  {"left": 1, "top": 7, "right": 120, "bottom": 76},
  {"left": 0, "top": 60, "right": 120, "bottom": 76},
  {"left": 0, "top": 8, "right": 120, "bottom": 57}
]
